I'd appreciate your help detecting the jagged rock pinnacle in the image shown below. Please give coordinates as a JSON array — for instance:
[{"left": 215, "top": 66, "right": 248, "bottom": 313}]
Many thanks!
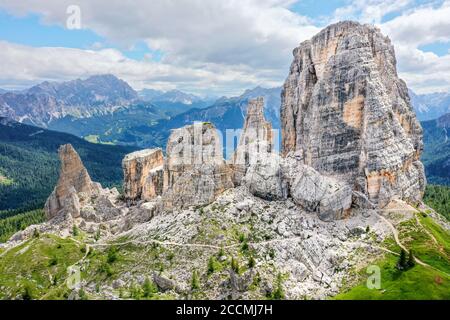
[{"left": 44, "top": 144, "right": 100, "bottom": 220}]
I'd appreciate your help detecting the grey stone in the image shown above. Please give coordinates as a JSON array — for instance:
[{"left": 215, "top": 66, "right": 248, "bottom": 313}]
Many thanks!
[{"left": 281, "top": 21, "right": 426, "bottom": 209}]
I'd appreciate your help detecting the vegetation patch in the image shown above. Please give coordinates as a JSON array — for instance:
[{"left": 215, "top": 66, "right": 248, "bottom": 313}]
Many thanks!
[
  {"left": 0, "top": 234, "right": 83, "bottom": 300},
  {"left": 335, "top": 254, "right": 450, "bottom": 300},
  {"left": 424, "top": 185, "right": 450, "bottom": 221},
  {"left": 0, "top": 174, "right": 13, "bottom": 186},
  {"left": 336, "top": 214, "right": 450, "bottom": 300},
  {"left": 397, "top": 217, "right": 450, "bottom": 275},
  {"left": 0, "top": 209, "right": 45, "bottom": 243}
]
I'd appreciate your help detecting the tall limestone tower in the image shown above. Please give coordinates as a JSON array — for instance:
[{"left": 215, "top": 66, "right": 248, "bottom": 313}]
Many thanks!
[{"left": 281, "top": 21, "right": 426, "bottom": 207}]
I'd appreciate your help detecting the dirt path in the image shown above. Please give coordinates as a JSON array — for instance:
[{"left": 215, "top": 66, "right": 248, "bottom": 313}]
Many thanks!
[
  {"left": 91, "top": 236, "right": 307, "bottom": 251},
  {"left": 414, "top": 215, "right": 439, "bottom": 244},
  {"left": 376, "top": 212, "right": 450, "bottom": 277}
]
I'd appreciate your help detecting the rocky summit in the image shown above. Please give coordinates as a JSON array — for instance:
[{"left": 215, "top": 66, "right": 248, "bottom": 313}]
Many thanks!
[
  {"left": 281, "top": 21, "right": 426, "bottom": 209},
  {"left": 163, "top": 122, "right": 234, "bottom": 209},
  {"left": 232, "top": 97, "right": 274, "bottom": 185}
]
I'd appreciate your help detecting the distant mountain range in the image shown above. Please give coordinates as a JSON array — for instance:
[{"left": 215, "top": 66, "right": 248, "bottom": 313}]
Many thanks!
[
  {"left": 140, "top": 89, "right": 207, "bottom": 105},
  {"left": 107, "top": 86, "right": 282, "bottom": 148},
  {"left": 0, "top": 75, "right": 138, "bottom": 127},
  {"left": 410, "top": 90, "right": 450, "bottom": 121},
  {"left": 0, "top": 75, "right": 218, "bottom": 140}
]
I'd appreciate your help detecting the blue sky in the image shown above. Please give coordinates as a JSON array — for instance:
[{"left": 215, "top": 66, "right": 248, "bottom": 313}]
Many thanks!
[
  {"left": 0, "top": 0, "right": 449, "bottom": 95},
  {"left": 291, "top": 0, "right": 348, "bottom": 18},
  {"left": 0, "top": 10, "right": 166, "bottom": 61}
]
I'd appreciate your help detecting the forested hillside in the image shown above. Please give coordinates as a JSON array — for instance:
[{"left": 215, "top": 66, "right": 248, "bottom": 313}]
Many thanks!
[
  {"left": 421, "top": 114, "right": 450, "bottom": 186},
  {"left": 0, "top": 209, "right": 45, "bottom": 242},
  {"left": 424, "top": 185, "right": 450, "bottom": 221},
  {"left": 0, "top": 118, "right": 137, "bottom": 213}
]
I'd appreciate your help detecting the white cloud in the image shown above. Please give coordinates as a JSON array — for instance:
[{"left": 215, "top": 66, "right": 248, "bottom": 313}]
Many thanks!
[
  {"left": 1, "top": 0, "right": 450, "bottom": 94},
  {"left": 381, "top": 1, "right": 450, "bottom": 46},
  {"left": 0, "top": 41, "right": 283, "bottom": 96},
  {"left": 0, "top": 0, "right": 319, "bottom": 89},
  {"left": 379, "top": 0, "right": 450, "bottom": 93},
  {"left": 332, "top": 0, "right": 413, "bottom": 24}
]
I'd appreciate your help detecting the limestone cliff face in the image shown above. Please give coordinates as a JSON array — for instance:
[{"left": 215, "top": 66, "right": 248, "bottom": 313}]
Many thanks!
[
  {"left": 232, "top": 97, "right": 273, "bottom": 185},
  {"left": 45, "top": 144, "right": 101, "bottom": 220},
  {"left": 281, "top": 21, "right": 426, "bottom": 207},
  {"left": 163, "top": 122, "right": 234, "bottom": 209},
  {"left": 122, "top": 149, "right": 164, "bottom": 202}
]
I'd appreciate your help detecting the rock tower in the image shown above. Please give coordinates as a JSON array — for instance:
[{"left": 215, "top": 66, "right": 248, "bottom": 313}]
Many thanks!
[{"left": 281, "top": 21, "right": 426, "bottom": 207}]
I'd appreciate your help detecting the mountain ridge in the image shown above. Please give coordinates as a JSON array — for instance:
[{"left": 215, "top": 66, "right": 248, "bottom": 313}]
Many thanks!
[
  {"left": 0, "top": 75, "right": 139, "bottom": 127},
  {"left": 410, "top": 89, "right": 450, "bottom": 121}
]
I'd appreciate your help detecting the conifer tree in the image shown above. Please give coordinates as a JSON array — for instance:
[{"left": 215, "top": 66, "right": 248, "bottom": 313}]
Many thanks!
[
  {"left": 407, "top": 250, "right": 416, "bottom": 269},
  {"left": 397, "top": 249, "right": 407, "bottom": 270}
]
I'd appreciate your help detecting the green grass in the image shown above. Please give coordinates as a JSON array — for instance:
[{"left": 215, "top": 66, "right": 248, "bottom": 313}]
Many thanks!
[
  {"left": 336, "top": 214, "right": 450, "bottom": 300},
  {"left": 335, "top": 255, "right": 450, "bottom": 300},
  {"left": 84, "top": 135, "right": 100, "bottom": 144},
  {"left": 419, "top": 214, "right": 450, "bottom": 249},
  {"left": 397, "top": 216, "right": 450, "bottom": 275},
  {"left": 0, "top": 234, "right": 84, "bottom": 300},
  {"left": 0, "top": 175, "right": 13, "bottom": 186}
]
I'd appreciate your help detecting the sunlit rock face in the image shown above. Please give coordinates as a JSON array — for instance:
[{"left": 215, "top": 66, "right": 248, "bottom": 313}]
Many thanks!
[
  {"left": 162, "top": 122, "right": 234, "bottom": 209},
  {"left": 232, "top": 97, "right": 274, "bottom": 185},
  {"left": 122, "top": 149, "right": 164, "bottom": 202},
  {"left": 45, "top": 144, "right": 101, "bottom": 220},
  {"left": 281, "top": 21, "right": 426, "bottom": 207}
]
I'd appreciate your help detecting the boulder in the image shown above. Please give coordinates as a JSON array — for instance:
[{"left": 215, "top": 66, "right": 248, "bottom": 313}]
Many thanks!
[
  {"left": 242, "top": 151, "right": 288, "bottom": 201},
  {"left": 153, "top": 273, "right": 178, "bottom": 292},
  {"left": 282, "top": 156, "right": 353, "bottom": 221}
]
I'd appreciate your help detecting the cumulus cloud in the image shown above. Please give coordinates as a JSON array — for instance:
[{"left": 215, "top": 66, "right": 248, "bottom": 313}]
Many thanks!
[
  {"left": 0, "top": 41, "right": 283, "bottom": 96},
  {"left": 0, "top": 1, "right": 319, "bottom": 82},
  {"left": 381, "top": 1, "right": 450, "bottom": 46},
  {"left": 380, "top": 0, "right": 450, "bottom": 93},
  {"left": 333, "top": 0, "right": 413, "bottom": 24},
  {"left": 1, "top": 0, "right": 450, "bottom": 94}
]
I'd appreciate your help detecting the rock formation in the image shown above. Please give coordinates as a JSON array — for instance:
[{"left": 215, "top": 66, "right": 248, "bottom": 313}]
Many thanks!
[
  {"left": 235, "top": 97, "right": 352, "bottom": 219},
  {"left": 281, "top": 21, "right": 426, "bottom": 208},
  {"left": 281, "top": 156, "right": 353, "bottom": 221},
  {"left": 162, "top": 122, "right": 234, "bottom": 209},
  {"left": 122, "top": 149, "right": 164, "bottom": 202},
  {"left": 45, "top": 144, "right": 101, "bottom": 220},
  {"left": 232, "top": 97, "right": 273, "bottom": 185},
  {"left": 243, "top": 152, "right": 288, "bottom": 201}
]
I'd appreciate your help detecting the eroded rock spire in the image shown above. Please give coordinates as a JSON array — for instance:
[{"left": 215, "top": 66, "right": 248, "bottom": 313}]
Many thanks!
[{"left": 45, "top": 144, "right": 101, "bottom": 220}]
